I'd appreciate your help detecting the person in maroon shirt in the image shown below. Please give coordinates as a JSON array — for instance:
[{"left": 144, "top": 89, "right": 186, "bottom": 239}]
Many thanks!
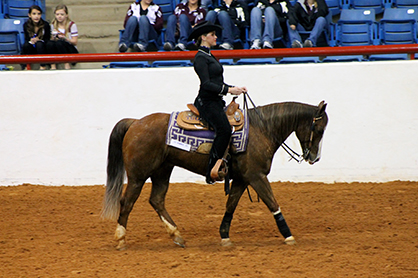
[
  {"left": 118, "top": 0, "right": 164, "bottom": 52},
  {"left": 163, "top": 0, "right": 206, "bottom": 51}
]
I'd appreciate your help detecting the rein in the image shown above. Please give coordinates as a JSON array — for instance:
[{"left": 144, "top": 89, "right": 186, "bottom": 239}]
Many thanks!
[{"left": 243, "top": 93, "right": 303, "bottom": 163}]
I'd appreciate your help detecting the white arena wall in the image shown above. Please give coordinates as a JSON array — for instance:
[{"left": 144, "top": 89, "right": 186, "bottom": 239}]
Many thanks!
[{"left": 1, "top": 60, "right": 417, "bottom": 185}]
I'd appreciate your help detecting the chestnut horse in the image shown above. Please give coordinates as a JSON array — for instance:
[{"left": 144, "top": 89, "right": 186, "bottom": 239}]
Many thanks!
[{"left": 102, "top": 101, "right": 328, "bottom": 250}]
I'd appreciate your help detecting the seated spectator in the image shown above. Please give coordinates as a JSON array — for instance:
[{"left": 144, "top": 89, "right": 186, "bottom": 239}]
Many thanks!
[
  {"left": 250, "top": 0, "right": 291, "bottom": 49},
  {"left": 47, "top": 4, "right": 78, "bottom": 70},
  {"left": 21, "top": 5, "right": 51, "bottom": 70},
  {"left": 118, "top": 0, "right": 164, "bottom": 52},
  {"left": 164, "top": 0, "right": 206, "bottom": 51},
  {"left": 205, "top": 0, "right": 249, "bottom": 50},
  {"left": 287, "top": 0, "right": 329, "bottom": 48}
]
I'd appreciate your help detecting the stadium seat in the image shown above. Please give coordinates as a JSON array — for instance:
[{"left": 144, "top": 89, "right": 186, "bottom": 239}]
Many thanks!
[
  {"left": 369, "top": 8, "right": 418, "bottom": 60},
  {"left": 349, "top": 0, "right": 384, "bottom": 13},
  {"left": 392, "top": 0, "right": 418, "bottom": 8},
  {"left": 153, "top": 0, "right": 176, "bottom": 21},
  {"left": 335, "top": 9, "right": 379, "bottom": 46},
  {"left": 104, "top": 61, "right": 150, "bottom": 68},
  {"left": 4, "top": 0, "right": 40, "bottom": 19},
  {"left": 219, "top": 58, "right": 235, "bottom": 65},
  {"left": 326, "top": 0, "right": 342, "bottom": 15},
  {"left": 368, "top": 53, "right": 409, "bottom": 60},
  {"left": 1, "top": 0, "right": 5, "bottom": 18},
  {"left": 378, "top": 8, "right": 418, "bottom": 44},
  {"left": 235, "top": 57, "right": 278, "bottom": 65},
  {"left": 0, "top": 18, "right": 24, "bottom": 55},
  {"left": 322, "top": 55, "right": 366, "bottom": 62},
  {"left": 151, "top": 60, "right": 192, "bottom": 67},
  {"left": 278, "top": 57, "right": 321, "bottom": 63}
]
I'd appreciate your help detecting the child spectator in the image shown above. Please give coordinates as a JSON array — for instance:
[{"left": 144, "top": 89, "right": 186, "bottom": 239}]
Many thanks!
[
  {"left": 48, "top": 5, "right": 78, "bottom": 70},
  {"left": 205, "top": 0, "right": 249, "bottom": 50},
  {"left": 118, "top": 0, "right": 164, "bottom": 52},
  {"left": 163, "top": 0, "right": 206, "bottom": 51},
  {"left": 21, "top": 5, "right": 51, "bottom": 70},
  {"left": 250, "top": 0, "right": 291, "bottom": 49},
  {"left": 287, "top": 0, "right": 329, "bottom": 47}
]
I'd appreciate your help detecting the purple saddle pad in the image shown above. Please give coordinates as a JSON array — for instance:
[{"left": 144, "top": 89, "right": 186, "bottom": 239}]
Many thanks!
[{"left": 165, "top": 110, "right": 249, "bottom": 153}]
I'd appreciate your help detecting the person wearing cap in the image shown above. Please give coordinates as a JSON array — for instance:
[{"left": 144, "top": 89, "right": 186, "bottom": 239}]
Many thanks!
[
  {"left": 118, "top": 0, "right": 164, "bottom": 52},
  {"left": 189, "top": 21, "right": 247, "bottom": 184}
]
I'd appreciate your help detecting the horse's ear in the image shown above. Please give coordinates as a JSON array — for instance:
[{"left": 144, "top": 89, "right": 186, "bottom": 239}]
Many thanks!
[{"left": 317, "top": 101, "right": 327, "bottom": 115}]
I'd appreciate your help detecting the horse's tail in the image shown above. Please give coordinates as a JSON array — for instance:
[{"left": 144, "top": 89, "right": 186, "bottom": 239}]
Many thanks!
[{"left": 101, "top": 118, "right": 135, "bottom": 221}]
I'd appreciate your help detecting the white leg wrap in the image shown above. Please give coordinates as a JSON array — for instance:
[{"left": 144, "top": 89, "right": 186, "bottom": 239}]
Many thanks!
[
  {"left": 272, "top": 207, "right": 282, "bottom": 215},
  {"left": 284, "top": 236, "right": 296, "bottom": 245},
  {"left": 161, "top": 216, "right": 180, "bottom": 237}
]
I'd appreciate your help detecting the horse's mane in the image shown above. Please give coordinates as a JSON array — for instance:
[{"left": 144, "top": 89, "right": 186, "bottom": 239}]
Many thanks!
[{"left": 247, "top": 102, "right": 317, "bottom": 144}]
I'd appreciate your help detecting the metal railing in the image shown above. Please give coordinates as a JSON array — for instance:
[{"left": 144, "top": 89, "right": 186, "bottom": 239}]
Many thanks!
[{"left": 0, "top": 44, "right": 417, "bottom": 68}]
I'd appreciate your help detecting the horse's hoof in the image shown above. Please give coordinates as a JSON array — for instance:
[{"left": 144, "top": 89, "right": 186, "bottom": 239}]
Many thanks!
[
  {"left": 173, "top": 236, "right": 185, "bottom": 248},
  {"left": 116, "top": 239, "right": 127, "bottom": 250},
  {"left": 221, "top": 238, "right": 233, "bottom": 247},
  {"left": 284, "top": 236, "right": 296, "bottom": 245},
  {"left": 114, "top": 224, "right": 126, "bottom": 241}
]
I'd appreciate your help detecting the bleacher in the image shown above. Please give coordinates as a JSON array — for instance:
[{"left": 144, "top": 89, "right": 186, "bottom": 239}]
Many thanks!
[{"left": 0, "top": 0, "right": 417, "bottom": 70}]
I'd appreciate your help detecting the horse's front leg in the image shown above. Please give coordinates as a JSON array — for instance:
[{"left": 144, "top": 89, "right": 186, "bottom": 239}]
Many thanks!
[
  {"left": 250, "top": 176, "right": 296, "bottom": 245},
  {"left": 219, "top": 180, "right": 247, "bottom": 246}
]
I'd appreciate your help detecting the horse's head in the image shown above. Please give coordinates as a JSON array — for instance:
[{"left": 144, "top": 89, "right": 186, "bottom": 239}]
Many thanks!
[{"left": 295, "top": 101, "right": 328, "bottom": 165}]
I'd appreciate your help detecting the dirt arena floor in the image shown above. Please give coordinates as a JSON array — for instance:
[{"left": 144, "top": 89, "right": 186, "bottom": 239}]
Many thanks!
[{"left": 1, "top": 181, "right": 417, "bottom": 277}]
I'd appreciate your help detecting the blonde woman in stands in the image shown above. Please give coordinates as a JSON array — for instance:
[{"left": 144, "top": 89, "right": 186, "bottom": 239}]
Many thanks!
[
  {"left": 48, "top": 4, "right": 78, "bottom": 70},
  {"left": 21, "top": 5, "right": 51, "bottom": 70},
  {"left": 118, "top": 0, "right": 164, "bottom": 52}
]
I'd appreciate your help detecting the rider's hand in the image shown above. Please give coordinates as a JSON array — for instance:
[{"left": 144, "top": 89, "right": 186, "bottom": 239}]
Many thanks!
[{"left": 229, "top": 86, "right": 247, "bottom": 95}]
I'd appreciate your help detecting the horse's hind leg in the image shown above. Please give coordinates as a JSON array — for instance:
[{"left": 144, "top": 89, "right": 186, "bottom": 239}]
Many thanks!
[
  {"left": 249, "top": 176, "right": 296, "bottom": 245},
  {"left": 115, "top": 178, "right": 146, "bottom": 250},
  {"left": 149, "top": 164, "right": 185, "bottom": 247}
]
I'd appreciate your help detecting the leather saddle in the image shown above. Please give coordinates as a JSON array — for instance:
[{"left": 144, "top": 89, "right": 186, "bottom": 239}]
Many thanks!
[{"left": 177, "top": 98, "right": 244, "bottom": 131}]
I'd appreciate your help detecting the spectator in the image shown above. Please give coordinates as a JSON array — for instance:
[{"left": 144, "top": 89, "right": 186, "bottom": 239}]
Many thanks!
[
  {"left": 118, "top": 0, "right": 164, "bottom": 52},
  {"left": 287, "top": 0, "right": 329, "bottom": 48},
  {"left": 250, "top": 0, "right": 291, "bottom": 49},
  {"left": 21, "top": 5, "right": 51, "bottom": 70},
  {"left": 205, "top": 0, "right": 249, "bottom": 50},
  {"left": 189, "top": 21, "right": 247, "bottom": 183},
  {"left": 48, "top": 5, "right": 78, "bottom": 70},
  {"left": 164, "top": 0, "right": 206, "bottom": 51}
]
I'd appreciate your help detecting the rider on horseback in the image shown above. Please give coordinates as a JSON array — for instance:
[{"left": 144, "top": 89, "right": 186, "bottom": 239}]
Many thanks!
[{"left": 189, "top": 21, "right": 247, "bottom": 184}]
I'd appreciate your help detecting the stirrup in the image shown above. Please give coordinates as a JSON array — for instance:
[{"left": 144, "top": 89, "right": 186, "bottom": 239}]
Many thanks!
[{"left": 210, "top": 158, "right": 228, "bottom": 181}]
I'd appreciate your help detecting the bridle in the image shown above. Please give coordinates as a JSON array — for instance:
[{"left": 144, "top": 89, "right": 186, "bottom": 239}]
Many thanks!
[
  {"left": 242, "top": 93, "right": 323, "bottom": 163},
  {"left": 302, "top": 116, "right": 323, "bottom": 160},
  {"left": 280, "top": 116, "right": 323, "bottom": 163}
]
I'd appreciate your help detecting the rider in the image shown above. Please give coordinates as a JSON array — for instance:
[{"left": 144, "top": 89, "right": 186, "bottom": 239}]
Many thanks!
[{"left": 188, "top": 21, "right": 247, "bottom": 184}]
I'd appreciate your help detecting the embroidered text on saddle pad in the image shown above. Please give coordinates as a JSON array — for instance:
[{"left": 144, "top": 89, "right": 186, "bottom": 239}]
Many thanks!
[{"left": 166, "top": 110, "right": 249, "bottom": 153}]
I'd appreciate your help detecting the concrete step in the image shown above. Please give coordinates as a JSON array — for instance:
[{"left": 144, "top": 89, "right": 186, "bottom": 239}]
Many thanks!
[
  {"left": 45, "top": 2, "right": 129, "bottom": 23},
  {"left": 77, "top": 37, "right": 119, "bottom": 53},
  {"left": 77, "top": 22, "right": 122, "bottom": 39},
  {"left": 67, "top": 5, "right": 127, "bottom": 23}
]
